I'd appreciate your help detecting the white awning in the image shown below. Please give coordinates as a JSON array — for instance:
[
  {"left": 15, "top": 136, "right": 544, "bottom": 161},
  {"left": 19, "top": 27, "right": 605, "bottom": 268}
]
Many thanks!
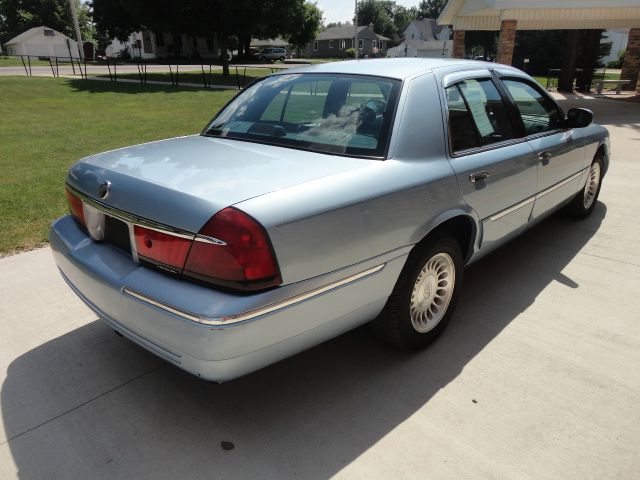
[{"left": 438, "top": 0, "right": 640, "bottom": 30}]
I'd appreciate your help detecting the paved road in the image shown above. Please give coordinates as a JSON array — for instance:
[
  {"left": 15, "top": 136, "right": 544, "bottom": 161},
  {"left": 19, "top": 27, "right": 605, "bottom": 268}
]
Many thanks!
[
  {"left": 0, "top": 62, "right": 301, "bottom": 77},
  {"left": 0, "top": 94, "right": 638, "bottom": 479}
]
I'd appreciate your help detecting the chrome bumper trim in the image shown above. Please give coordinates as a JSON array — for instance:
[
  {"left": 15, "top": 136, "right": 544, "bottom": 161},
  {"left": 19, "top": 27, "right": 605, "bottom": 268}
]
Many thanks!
[{"left": 122, "top": 263, "right": 386, "bottom": 326}]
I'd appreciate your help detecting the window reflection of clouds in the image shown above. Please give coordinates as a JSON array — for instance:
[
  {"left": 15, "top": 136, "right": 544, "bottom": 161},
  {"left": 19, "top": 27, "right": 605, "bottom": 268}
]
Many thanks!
[
  {"left": 306, "top": 105, "right": 359, "bottom": 140},
  {"left": 206, "top": 73, "right": 398, "bottom": 156},
  {"left": 211, "top": 74, "right": 304, "bottom": 128}
]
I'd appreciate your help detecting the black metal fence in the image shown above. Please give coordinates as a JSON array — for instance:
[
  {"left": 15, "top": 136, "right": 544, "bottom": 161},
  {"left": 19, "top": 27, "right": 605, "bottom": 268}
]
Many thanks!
[
  {"left": 13, "top": 54, "right": 89, "bottom": 79},
  {"left": 5, "top": 54, "right": 291, "bottom": 90}
]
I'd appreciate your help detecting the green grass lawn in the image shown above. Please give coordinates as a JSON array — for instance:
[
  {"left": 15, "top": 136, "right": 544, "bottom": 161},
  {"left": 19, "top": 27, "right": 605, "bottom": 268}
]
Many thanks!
[{"left": 0, "top": 76, "right": 235, "bottom": 255}]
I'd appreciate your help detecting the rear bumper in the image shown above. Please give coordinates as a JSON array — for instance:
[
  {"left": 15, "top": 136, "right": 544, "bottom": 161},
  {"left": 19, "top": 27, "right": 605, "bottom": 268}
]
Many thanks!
[{"left": 50, "top": 215, "right": 408, "bottom": 381}]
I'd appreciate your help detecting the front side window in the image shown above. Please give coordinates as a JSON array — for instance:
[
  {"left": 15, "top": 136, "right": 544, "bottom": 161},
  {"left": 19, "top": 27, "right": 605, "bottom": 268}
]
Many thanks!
[
  {"left": 445, "top": 78, "right": 514, "bottom": 154},
  {"left": 204, "top": 74, "right": 401, "bottom": 158},
  {"left": 502, "top": 79, "right": 561, "bottom": 135}
]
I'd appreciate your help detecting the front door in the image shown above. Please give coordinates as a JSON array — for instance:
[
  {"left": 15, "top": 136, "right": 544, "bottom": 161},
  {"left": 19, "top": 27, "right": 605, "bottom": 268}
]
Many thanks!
[
  {"left": 444, "top": 75, "right": 538, "bottom": 254},
  {"left": 499, "top": 78, "right": 586, "bottom": 219}
]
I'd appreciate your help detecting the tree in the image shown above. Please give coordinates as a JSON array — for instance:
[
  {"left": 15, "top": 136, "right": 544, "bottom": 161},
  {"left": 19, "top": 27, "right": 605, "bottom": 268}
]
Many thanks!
[
  {"left": 355, "top": 0, "right": 426, "bottom": 46},
  {"left": 91, "top": 0, "right": 310, "bottom": 76},
  {"left": 91, "top": 0, "right": 140, "bottom": 42},
  {"left": 392, "top": 5, "right": 413, "bottom": 38},
  {"left": 222, "top": 0, "right": 308, "bottom": 59},
  {"left": 414, "top": 0, "right": 447, "bottom": 19},
  {"left": 0, "top": 0, "right": 93, "bottom": 46},
  {"left": 287, "top": 2, "right": 322, "bottom": 57},
  {"left": 356, "top": 0, "right": 397, "bottom": 43}
]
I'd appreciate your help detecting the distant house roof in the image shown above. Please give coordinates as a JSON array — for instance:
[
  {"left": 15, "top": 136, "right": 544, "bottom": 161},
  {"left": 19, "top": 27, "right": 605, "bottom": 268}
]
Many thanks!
[
  {"left": 317, "top": 25, "right": 390, "bottom": 42},
  {"left": 317, "top": 25, "right": 367, "bottom": 40},
  {"left": 407, "top": 19, "right": 446, "bottom": 40},
  {"left": 250, "top": 37, "right": 290, "bottom": 48},
  {"left": 4, "top": 26, "right": 74, "bottom": 46}
]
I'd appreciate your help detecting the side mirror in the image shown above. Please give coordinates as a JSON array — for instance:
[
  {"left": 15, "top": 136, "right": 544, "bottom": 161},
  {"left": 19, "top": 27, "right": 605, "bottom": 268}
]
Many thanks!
[{"left": 565, "top": 108, "right": 593, "bottom": 129}]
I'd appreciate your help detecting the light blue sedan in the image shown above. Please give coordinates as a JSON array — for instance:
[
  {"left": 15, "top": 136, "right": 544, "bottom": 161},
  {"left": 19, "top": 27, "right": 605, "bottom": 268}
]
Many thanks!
[{"left": 50, "top": 59, "right": 609, "bottom": 381}]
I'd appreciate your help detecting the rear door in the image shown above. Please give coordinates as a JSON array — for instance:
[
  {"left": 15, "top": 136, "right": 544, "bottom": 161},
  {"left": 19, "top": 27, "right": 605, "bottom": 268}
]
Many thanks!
[
  {"left": 442, "top": 71, "right": 538, "bottom": 253},
  {"left": 498, "top": 77, "right": 586, "bottom": 219}
]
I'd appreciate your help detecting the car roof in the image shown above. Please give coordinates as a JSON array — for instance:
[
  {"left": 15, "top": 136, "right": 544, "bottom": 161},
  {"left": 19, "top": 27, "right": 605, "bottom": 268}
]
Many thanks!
[{"left": 275, "top": 58, "right": 523, "bottom": 80}]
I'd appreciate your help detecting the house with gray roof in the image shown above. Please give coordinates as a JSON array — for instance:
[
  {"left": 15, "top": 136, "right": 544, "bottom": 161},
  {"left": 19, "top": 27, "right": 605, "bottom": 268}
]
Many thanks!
[
  {"left": 387, "top": 19, "right": 452, "bottom": 58},
  {"left": 405, "top": 18, "right": 450, "bottom": 43},
  {"left": 305, "top": 24, "right": 390, "bottom": 58}
]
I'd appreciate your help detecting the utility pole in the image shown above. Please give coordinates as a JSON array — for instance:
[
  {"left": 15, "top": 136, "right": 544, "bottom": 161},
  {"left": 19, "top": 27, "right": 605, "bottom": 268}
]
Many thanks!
[
  {"left": 69, "top": 0, "right": 84, "bottom": 59},
  {"left": 354, "top": 0, "right": 358, "bottom": 59}
]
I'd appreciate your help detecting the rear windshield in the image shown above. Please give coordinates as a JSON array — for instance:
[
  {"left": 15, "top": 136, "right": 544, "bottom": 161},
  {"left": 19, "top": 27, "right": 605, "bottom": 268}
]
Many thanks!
[{"left": 203, "top": 73, "right": 402, "bottom": 158}]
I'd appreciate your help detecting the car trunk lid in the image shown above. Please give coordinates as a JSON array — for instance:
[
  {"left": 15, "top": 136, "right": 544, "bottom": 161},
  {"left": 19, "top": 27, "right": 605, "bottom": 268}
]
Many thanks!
[{"left": 67, "top": 135, "right": 371, "bottom": 232}]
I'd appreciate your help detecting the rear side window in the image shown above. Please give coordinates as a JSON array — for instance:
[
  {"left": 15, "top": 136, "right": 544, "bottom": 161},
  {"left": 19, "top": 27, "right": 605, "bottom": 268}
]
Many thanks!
[
  {"left": 502, "top": 79, "right": 561, "bottom": 135},
  {"left": 446, "top": 78, "right": 514, "bottom": 154}
]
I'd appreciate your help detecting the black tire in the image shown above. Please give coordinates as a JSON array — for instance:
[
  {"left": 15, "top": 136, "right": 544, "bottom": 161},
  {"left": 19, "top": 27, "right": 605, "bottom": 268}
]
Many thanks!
[
  {"left": 372, "top": 231, "right": 463, "bottom": 349},
  {"left": 279, "top": 56, "right": 285, "bottom": 62},
  {"left": 563, "top": 156, "right": 604, "bottom": 218}
]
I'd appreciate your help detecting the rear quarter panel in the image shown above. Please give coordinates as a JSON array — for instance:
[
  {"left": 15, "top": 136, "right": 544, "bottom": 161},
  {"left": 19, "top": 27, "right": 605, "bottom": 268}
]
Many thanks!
[{"left": 236, "top": 73, "right": 478, "bottom": 285}]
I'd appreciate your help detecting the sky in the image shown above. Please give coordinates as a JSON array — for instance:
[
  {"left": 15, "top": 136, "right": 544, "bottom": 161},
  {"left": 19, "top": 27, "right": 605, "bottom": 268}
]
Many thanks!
[{"left": 316, "top": 0, "right": 423, "bottom": 25}]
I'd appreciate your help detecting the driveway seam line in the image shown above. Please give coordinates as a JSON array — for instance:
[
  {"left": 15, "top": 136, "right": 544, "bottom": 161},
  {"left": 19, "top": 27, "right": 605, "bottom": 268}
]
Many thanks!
[
  {"left": 579, "top": 250, "right": 640, "bottom": 268},
  {"left": 0, "top": 364, "right": 164, "bottom": 446}
]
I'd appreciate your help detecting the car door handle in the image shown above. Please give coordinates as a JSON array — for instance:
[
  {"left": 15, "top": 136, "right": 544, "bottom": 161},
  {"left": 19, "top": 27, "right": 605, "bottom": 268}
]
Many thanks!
[
  {"left": 469, "top": 171, "right": 490, "bottom": 183},
  {"left": 538, "top": 151, "right": 552, "bottom": 165}
]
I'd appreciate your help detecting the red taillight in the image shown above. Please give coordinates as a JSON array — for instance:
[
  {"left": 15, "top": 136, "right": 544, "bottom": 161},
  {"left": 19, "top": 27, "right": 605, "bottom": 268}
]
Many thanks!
[
  {"left": 134, "top": 226, "right": 192, "bottom": 272},
  {"left": 65, "top": 189, "right": 86, "bottom": 227},
  {"left": 183, "top": 207, "right": 281, "bottom": 289}
]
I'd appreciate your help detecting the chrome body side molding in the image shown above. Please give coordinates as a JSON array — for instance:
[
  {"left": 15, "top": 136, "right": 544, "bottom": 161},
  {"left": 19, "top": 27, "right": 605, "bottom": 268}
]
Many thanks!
[
  {"left": 489, "top": 168, "right": 586, "bottom": 222},
  {"left": 122, "top": 263, "right": 387, "bottom": 326}
]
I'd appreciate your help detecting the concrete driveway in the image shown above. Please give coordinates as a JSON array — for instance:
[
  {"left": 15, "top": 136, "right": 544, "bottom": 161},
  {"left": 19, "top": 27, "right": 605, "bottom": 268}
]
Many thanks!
[{"left": 0, "top": 94, "right": 638, "bottom": 479}]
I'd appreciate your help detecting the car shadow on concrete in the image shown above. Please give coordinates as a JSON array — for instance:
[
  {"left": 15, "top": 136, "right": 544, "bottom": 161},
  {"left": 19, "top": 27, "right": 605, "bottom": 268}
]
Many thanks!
[{"left": 1, "top": 204, "right": 606, "bottom": 479}]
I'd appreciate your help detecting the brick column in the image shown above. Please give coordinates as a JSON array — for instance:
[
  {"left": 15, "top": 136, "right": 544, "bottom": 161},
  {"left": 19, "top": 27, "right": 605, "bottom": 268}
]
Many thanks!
[
  {"left": 621, "top": 28, "right": 640, "bottom": 91},
  {"left": 496, "top": 19, "right": 517, "bottom": 65},
  {"left": 452, "top": 30, "right": 465, "bottom": 59}
]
